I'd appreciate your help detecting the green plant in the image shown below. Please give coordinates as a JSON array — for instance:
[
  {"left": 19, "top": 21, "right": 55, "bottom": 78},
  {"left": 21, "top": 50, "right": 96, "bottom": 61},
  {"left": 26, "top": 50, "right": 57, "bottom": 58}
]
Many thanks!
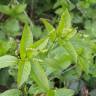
[
  {"left": 0, "top": 7, "right": 96, "bottom": 95},
  {"left": 0, "top": 1, "right": 29, "bottom": 56},
  {"left": 0, "top": 9, "right": 76, "bottom": 96}
]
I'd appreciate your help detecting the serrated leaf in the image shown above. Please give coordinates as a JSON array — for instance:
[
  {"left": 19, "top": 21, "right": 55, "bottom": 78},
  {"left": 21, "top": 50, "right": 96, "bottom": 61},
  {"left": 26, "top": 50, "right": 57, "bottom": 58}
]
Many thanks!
[
  {"left": 31, "top": 38, "right": 48, "bottom": 51},
  {"left": 20, "top": 24, "right": 33, "bottom": 59},
  {"left": 0, "top": 89, "right": 21, "bottom": 96},
  {"left": 55, "top": 88, "right": 74, "bottom": 96},
  {"left": 40, "top": 18, "right": 56, "bottom": 41},
  {"left": 49, "top": 30, "right": 56, "bottom": 42},
  {"left": 27, "top": 38, "right": 48, "bottom": 58},
  {"left": 40, "top": 18, "right": 55, "bottom": 32},
  {"left": 27, "top": 39, "right": 49, "bottom": 59},
  {"left": 0, "top": 55, "right": 18, "bottom": 69},
  {"left": 56, "top": 9, "right": 71, "bottom": 36},
  {"left": 17, "top": 60, "right": 31, "bottom": 87},
  {"left": 62, "top": 28, "right": 77, "bottom": 40},
  {"left": 31, "top": 62, "right": 49, "bottom": 91},
  {"left": 63, "top": 41, "right": 77, "bottom": 63}
]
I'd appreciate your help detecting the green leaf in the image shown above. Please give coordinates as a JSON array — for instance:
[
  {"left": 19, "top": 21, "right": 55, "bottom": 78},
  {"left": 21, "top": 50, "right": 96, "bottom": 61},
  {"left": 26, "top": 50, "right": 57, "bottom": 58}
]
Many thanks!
[
  {"left": 20, "top": 24, "right": 33, "bottom": 59},
  {"left": 0, "top": 55, "right": 18, "bottom": 69},
  {"left": 0, "top": 89, "right": 21, "bottom": 96},
  {"left": 3, "top": 18, "right": 20, "bottom": 36},
  {"left": 78, "top": 57, "right": 89, "bottom": 74},
  {"left": 48, "top": 30, "right": 56, "bottom": 42},
  {"left": 40, "top": 18, "right": 56, "bottom": 41},
  {"left": 47, "top": 90, "right": 55, "bottom": 96},
  {"left": 62, "top": 28, "right": 77, "bottom": 40},
  {"left": 27, "top": 38, "right": 49, "bottom": 58},
  {"left": 17, "top": 60, "right": 31, "bottom": 87},
  {"left": 16, "top": 13, "right": 29, "bottom": 23},
  {"left": 0, "top": 4, "right": 26, "bottom": 16},
  {"left": 46, "top": 54, "right": 71, "bottom": 71},
  {"left": 31, "top": 38, "right": 48, "bottom": 51},
  {"left": 31, "top": 62, "right": 49, "bottom": 91},
  {"left": 45, "top": 47, "right": 72, "bottom": 71},
  {"left": 12, "top": 4, "right": 26, "bottom": 15},
  {"left": 56, "top": 9, "right": 71, "bottom": 36},
  {"left": 40, "top": 18, "right": 55, "bottom": 32},
  {"left": 55, "top": 88, "right": 74, "bottom": 96},
  {"left": 0, "top": 5, "right": 11, "bottom": 15},
  {"left": 63, "top": 41, "right": 77, "bottom": 63},
  {"left": 29, "top": 84, "right": 44, "bottom": 95}
]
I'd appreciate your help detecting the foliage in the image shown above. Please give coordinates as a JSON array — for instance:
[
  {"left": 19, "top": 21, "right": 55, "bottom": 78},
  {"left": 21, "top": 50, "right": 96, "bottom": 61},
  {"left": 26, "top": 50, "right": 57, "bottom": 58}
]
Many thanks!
[{"left": 0, "top": 0, "right": 96, "bottom": 96}]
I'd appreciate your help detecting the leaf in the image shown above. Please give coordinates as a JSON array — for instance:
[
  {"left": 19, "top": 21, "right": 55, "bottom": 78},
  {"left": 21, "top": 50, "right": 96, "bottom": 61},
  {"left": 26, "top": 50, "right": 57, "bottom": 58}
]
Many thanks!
[
  {"left": 16, "top": 13, "right": 29, "bottom": 23},
  {"left": 47, "top": 90, "right": 55, "bottom": 96},
  {"left": 78, "top": 57, "right": 89, "bottom": 74},
  {"left": 31, "top": 62, "right": 49, "bottom": 91},
  {"left": 0, "top": 5, "right": 11, "bottom": 15},
  {"left": 0, "top": 41, "right": 12, "bottom": 56},
  {"left": 63, "top": 41, "right": 77, "bottom": 63},
  {"left": 3, "top": 18, "right": 20, "bottom": 36},
  {"left": 29, "top": 85, "right": 44, "bottom": 95},
  {"left": 62, "top": 28, "right": 77, "bottom": 40},
  {"left": 49, "top": 30, "right": 56, "bottom": 42},
  {"left": 55, "top": 88, "right": 74, "bottom": 96},
  {"left": 0, "top": 4, "right": 26, "bottom": 16},
  {"left": 53, "top": 0, "right": 74, "bottom": 15},
  {"left": 31, "top": 38, "right": 49, "bottom": 51},
  {"left": 0, "top": 89, "right": 21, "bottom": 96},
  {"left": 84, "top": 20, "right": 96, "bottom": 38},
  {"left": 40, "top": 18, "right": 55, "bottom": 32},
  {"left": 27, "top": 38, "right": 49, "bottom": 58},
  {"left": 12, "top": 4, "right": 26, "bottom": 15},
  {"left": 56, "top": 9, "right": 71, "bottom": 36},
  {"left": 46, "top": 54, "right": 71, "bottom": 71},
  {"left": 0, "top": 55, "right": 18, "bottom": 69},
  {"left": 45, "top": 47, "right": 72, "bottom": 71},
  {"left": 40, "top": 18, "right": 56, "bottom": 41},
  {"left": 17, "top": 60, "right": 31, "bottom": 87},
  {"left": 20, "top": 24, "right": 33, "bottom": 59}
]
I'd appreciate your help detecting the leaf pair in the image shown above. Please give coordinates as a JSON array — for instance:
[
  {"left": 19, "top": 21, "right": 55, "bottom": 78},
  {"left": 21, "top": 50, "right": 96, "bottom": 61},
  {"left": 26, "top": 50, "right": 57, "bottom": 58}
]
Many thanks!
[
  {"left": 20, "top": 24, "right": 33, "bottom": 59},
  {"left": 41, "top": 9, "right": 76, "bottom": 41},
  {"left": 18, "top": 24, "right": 50, "bottom": 91},
  {"left": 17, "top": 24, "right": 32, "bottom": 87},
  {"left": 0, "top": 4, "right": 26, "bottom": 16}
]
